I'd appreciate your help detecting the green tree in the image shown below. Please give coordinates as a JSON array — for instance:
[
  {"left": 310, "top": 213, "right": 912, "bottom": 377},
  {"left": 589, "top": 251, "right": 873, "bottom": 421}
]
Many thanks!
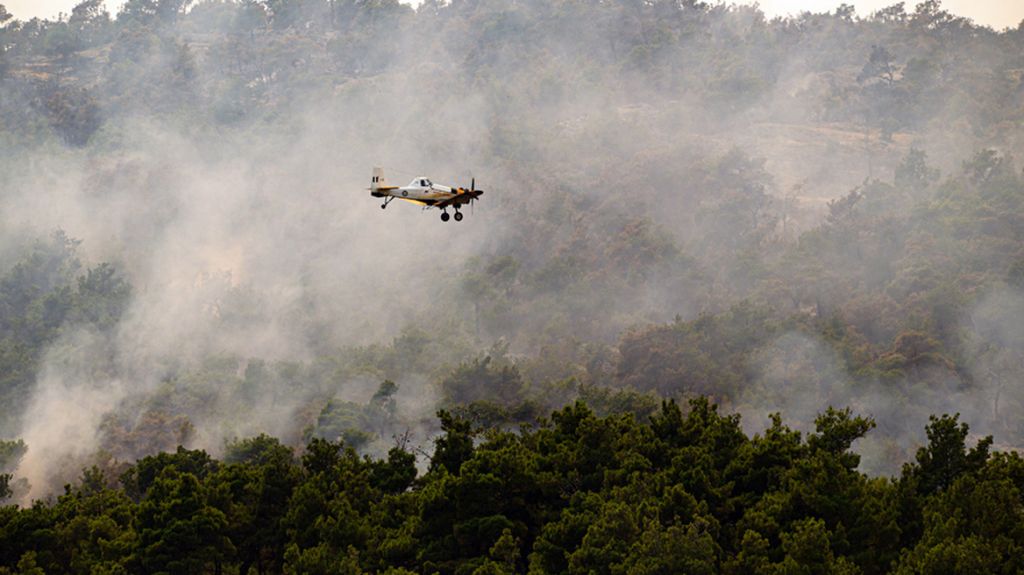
[
  {"left": 807, "top": 407, "right": 875, "bottom": 471},
  {"left": 441, "top": 356, "right": 525, "bottom": 407},
  {"left": 620, "top": 520, "right": 719, "bottom": 575},
  {"left": 895, "top": 468, "right": 1024, "bottom": 574},
  {"left": 894, "top": 148, "right": 940, "bottom": 193},
  {"left": 40, "top": 84, "right": 102, "bottom": 147},
  {"left": 120, "top": 446, "right": 217, "bottom": 502},
  {"left": 51, "top": 468, "right": 136, "bottom": 573},
  {"left": 119, "top": 0, "right": 193, "bottom": 25},
  {"left": 369, "top": 447, "right": 417, "bottom": 495},
  {"left": 215, "top": 435, "right": 299, "bottom": 575},
  {"left": 858, "top": 45, "right": 896, "bottom": 86},
  {"left": 905, "top": 414, "right": 992, "bottom": 497},
  {"left": 135, "top": 467, "right": 232, "bottom": 575},
  {"left": 566, "top": 500, "right": 639, "bottom": 574},
  {"left": 776, "top": 517, "right": 860, "bottom": 574},
  {"left": 429, "top": 410, "right": 475, "bottom": 476}
]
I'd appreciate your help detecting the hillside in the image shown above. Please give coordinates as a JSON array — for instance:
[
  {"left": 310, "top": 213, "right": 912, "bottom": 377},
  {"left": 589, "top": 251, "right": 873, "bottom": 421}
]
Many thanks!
[{"left": 1, "top": 0, "right": 1024, "bottom": 572}]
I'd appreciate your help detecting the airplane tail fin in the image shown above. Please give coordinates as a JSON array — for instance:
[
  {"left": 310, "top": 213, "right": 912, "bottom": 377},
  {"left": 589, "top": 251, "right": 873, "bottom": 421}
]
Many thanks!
[{"left": 370, "top": 167, "right": 387, "bottom": 196}]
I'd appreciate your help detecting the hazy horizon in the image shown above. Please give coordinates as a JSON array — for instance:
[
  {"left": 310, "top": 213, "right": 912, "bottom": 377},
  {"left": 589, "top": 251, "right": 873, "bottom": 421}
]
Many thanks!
[{"left": 5, "top": 0, "right": 1024, "bottom": 30}]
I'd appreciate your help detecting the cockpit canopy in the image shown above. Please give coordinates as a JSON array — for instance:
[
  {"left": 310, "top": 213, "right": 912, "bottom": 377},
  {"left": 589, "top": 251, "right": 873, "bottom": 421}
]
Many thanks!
[{"left": 410, "top": 178, "right": 432, "bottom": 188}]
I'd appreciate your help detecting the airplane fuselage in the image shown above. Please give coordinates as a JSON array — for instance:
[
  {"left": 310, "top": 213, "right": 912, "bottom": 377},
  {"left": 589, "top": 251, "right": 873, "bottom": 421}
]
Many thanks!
[
  {"left": 370, "top": 171, "right": 483, "bottom": 221},
  {"left": 372, "top": 182, "right": 457, "bottom": 206}
]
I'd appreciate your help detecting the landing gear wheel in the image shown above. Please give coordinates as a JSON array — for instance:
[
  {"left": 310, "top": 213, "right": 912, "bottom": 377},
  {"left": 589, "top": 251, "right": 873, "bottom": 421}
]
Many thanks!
[
  {"left": 381, "top": 204, "right": 387, "bottom": 209},
  {"left": 454, "top": 211, "right": 464, "bottom": 222},
  {"left": 441, "top": 211, "right": 451, "bottom": 222}
]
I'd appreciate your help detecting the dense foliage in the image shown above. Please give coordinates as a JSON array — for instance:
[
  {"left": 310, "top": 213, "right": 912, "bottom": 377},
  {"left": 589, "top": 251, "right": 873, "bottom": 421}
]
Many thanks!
[{"left": 1, "top": 400, "right": 1022, "bottom": 574}]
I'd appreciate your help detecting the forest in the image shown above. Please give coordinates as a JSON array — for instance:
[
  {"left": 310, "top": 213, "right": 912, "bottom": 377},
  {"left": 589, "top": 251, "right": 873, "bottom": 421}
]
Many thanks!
[{"left": 1, "top": 0, "right": 1024, "bottom": 572}]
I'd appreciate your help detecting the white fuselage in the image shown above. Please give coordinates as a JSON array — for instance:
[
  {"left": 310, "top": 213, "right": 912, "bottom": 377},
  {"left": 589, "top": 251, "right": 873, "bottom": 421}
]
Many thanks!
[
  {"left": 373, "top": 177, "right": 467, "bottom": 207},
  {"left": 370, "top": 169, "right": 482, "bottom": 220},
  {"left": 391, "top": 180, "right": 454, "bottom": 202}
]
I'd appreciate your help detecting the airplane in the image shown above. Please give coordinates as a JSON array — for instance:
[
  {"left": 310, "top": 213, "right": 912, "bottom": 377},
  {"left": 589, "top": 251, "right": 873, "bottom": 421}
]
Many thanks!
[{"left": 369, "top": 167, "right": 484, "bottom": 222}]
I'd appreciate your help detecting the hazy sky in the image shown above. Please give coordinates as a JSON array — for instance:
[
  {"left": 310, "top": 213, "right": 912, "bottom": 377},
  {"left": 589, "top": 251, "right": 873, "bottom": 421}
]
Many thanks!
[
  {"left": 3, "top": 0, "right": 1024, "bottom": 29},
  {"left": 760, "top": 0, "right": 1024, "bottom": 28}
]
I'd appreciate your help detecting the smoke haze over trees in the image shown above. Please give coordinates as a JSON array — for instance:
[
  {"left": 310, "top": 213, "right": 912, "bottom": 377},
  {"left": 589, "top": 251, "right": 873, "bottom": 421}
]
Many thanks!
[{"left": 1, "top": 0, "right": 1024, "bottom": 571}]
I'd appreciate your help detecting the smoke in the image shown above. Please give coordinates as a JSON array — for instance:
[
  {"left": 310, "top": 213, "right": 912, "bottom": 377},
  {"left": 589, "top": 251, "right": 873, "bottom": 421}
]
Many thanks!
[
  {"left": 17, "top": 328, "right": 125, "bottom": 497},
  {"left": 964, "top": 287, "right": 1024, "bottom": 442},
  {"left": 734, "top": 310, "right": 1023, "bottom": 476},
  {"left": 2, "top": 1, "right": 1022, "bottom": 498},
  {"left": 3, "top": 54, "right": 505, "bottom": 499}
]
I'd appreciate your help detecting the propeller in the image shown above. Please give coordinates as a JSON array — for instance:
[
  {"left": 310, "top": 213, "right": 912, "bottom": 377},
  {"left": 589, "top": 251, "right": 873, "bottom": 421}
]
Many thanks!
[
  {"left": 456, "top": 176, "right": 483, "bottom": 202},
  {"left": 468, "top": 177, "right": 484, "bottom": 213}
]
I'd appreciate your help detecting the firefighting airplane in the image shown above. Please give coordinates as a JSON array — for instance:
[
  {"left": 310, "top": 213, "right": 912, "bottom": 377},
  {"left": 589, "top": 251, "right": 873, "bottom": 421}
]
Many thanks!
[{"left": 369, "top": 167, "right": 484, "bottom": 222}]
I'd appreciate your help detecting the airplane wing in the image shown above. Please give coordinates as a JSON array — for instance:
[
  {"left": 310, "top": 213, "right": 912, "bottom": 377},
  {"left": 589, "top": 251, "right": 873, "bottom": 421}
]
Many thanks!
[
  {"left": 434, "top": 195, "right": 468, "bottom": 209},
  {"left": 397, "top": 197, "right": 431, "bottom": 206},
  {"left": 435, "top": 190, "right": 482, "bottom": 209}
]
